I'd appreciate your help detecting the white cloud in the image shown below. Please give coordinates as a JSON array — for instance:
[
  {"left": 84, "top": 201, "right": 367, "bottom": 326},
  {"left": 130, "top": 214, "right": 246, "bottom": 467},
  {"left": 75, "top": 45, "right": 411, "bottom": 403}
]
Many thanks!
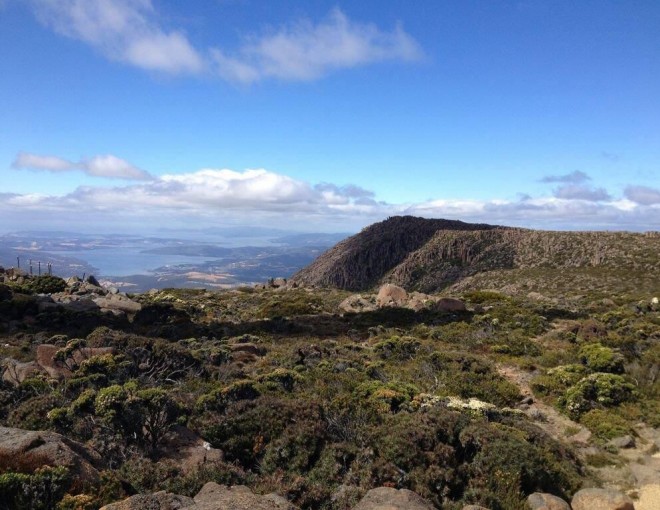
[
  {"left": 27, "top": 2, "right": 421, "bottom": 82},
  {"left": 13, "top": 151, "right": 152, "bottom": 180},
  {"left": 212, "top": 9, "right": 422, "bottom": 83},
  {"left": 2, "top": 166, "right": 659, "bottom": 232},
  {"left": 405, "top": 196, "right": 659, "bottom": 230},
  {"left": 29, "top": 0, "right": 204, "bottom": 74},
  {"left": 12, "top": 152, "right": 75, "bottom": 172}
]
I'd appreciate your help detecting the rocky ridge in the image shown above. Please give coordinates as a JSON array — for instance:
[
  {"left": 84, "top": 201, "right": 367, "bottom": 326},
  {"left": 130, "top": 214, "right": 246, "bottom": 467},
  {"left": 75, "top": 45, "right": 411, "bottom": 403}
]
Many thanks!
[{"left": 292, "top": 216, "right": 660, "bottom": 293}]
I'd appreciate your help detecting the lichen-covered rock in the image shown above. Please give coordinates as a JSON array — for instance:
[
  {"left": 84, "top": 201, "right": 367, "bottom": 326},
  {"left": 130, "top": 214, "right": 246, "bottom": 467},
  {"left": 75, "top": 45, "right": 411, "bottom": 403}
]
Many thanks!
[
  {"left": 352, "top": 487, "right": 436, "bottom": 510},
  {"left": 0, "top": 426, "right": 102, "bottom": 483},
  {"left": 608, "top": 434, "right": 636, "bottom": 449},
  {"left": 2, "top": 359, "right": 46, "bottom": 386},
  {"left": 526, "top": 492, "right": 570, "bottom": 510},
  {"left": 376, "top": 284, "right": 408, "bottom": 307},
  {"left": 571, "top": 488, "right": 635, "bottom": 510},
  {"left": 339, "top": 294, "right": 377, "bottom": 313},
  {"left": 93, "top": 294, "right": 142, "bottom": 314},
  {"left": 100, "top": 491, "right": 195, "bottom": 510},
  {"left": 36, "top": 343, "right": 115, "bottom": 379},
  {"left": 193, "top": 483, "right": 296, "bottom": 510}
]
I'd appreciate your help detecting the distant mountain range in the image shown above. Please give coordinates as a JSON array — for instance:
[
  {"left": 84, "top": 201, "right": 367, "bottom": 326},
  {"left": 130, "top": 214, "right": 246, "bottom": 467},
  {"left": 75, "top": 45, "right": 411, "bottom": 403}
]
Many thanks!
[{"left": 292, "top": 216, "right": 660, "bottom": 293}]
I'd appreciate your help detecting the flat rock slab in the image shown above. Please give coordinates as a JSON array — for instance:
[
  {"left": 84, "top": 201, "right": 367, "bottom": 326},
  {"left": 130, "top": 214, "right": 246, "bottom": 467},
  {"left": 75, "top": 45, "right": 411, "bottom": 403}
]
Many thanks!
[
  {"left": 571, "top": 488, "right": 634, "bottom": 510},
  {"left": 352, "top": 487, "right": 436, "bottom": 510},
  {"left": 193, "top": 483, "right": 296, "bottom": 510}
]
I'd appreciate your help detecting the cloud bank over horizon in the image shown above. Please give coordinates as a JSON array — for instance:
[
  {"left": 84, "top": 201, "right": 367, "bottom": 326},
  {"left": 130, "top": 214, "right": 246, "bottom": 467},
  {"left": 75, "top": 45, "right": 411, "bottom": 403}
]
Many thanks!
[
  {"left": 27, "top": 1, "right": 421, "bottom": 82},
  {"left": 2, "top": 159, "right": 658, "bottom": 233}
]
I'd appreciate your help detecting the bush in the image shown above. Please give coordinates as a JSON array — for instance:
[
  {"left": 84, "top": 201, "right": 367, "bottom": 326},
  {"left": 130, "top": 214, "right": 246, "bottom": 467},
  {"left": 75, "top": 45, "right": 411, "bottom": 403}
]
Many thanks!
[
  {"left": 579, "top": 409, "right": 632, "bottom": 441},
  {"left": 196, "top": 380, "right": 260, "bottom": 413},
  {"left": 25, "top": 275, "right": 67, "bottom": 295},
  {"left": 373, "top": 336, "right": 421, "bottom": 360},
  {"left": 562, "top": 373, "right": 637, "bottom": 419},
  {"left": 578, "top": 343, "right": 624, "bottom": 373},
  {"left": 0, "top": 467, "right": 70, "bottom": 510}
]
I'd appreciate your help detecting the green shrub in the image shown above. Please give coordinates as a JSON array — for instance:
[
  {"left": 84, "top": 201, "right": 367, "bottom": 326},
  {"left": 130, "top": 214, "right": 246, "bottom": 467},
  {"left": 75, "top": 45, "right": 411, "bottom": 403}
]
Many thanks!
[
  {"left": 462, "top": 290, "right": 510, "bottom": 304},
  {"left": 196, "top": 380, "right": 260, "bottom": 413},
  {"left": 578, "top": 343, "right": 624, "bottom": 373},
  {"left": 562, "top": 373, "right": 637, "bottom": 419},
  {"left": 25, "top": 275, "right": 67, "bottom": 295},
  {"left": 373, "top": 336, "right": 421, "bottom": 360},
  {"left": 353, "top": 380, "right": 419, "bottom": 413},
  {"left": 579, "top": 409, "right": 632, "bottom": 441},
  {"left": 0, "top": 467, "right": 70, "bottom": 510},
  {"left": 257, "top": 368, "right": 302, "bottom": 392}
]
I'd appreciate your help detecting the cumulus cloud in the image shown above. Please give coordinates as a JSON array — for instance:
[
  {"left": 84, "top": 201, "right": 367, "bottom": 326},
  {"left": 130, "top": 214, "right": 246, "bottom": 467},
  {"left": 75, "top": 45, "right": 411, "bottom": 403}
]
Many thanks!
[
  {"left": 2, "top": 166, "right": 658, "bottom": 232},
  {"left": 29, "top": 0, "right": 204, "bottom": 74},
  {"left": 13, "top": 152, "right": 152, "bottom": 180},
  {"left": 540, "top": 170, "right": 591, "bottom": 184},
  {"left": 624, "top": 185, "right": 660, "bottom": 205},
  {"left": 553, "top": 184, "right": 611, "bottom": 202},
  {"left": 212, "top": 9, "right": 423, "bottom": 83},
  {"left": 27, "top": 2, "right": 421, "bottom": 82}
]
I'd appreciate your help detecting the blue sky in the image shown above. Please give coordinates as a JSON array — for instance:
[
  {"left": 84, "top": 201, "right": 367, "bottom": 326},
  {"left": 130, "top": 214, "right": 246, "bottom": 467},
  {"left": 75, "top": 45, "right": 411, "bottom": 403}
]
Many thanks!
[{"left": 0, "top": 0, "right": 658, "bottom": 234}]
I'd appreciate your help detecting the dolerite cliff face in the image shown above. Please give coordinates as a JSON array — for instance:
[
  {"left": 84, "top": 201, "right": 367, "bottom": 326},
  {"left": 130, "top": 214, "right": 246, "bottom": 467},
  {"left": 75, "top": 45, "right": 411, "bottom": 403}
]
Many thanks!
[
  {"left": 291, "top": 216, "right": 660, "bottom": 293},
  {"left": 291, "top": 216, "right": 501, "bottom": 291}
]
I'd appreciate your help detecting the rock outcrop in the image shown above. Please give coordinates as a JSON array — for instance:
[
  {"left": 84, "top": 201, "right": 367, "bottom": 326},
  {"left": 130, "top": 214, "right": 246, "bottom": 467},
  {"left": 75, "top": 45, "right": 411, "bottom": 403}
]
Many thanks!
[
  {"left": 0, "top": 426, "right": 102, "bottom": 483},
  {"left": 339, "top": 284, "right": 466, "bottom": 315},
  {"left": 291, "top": 216, "right": 660, "bottom": 293}
]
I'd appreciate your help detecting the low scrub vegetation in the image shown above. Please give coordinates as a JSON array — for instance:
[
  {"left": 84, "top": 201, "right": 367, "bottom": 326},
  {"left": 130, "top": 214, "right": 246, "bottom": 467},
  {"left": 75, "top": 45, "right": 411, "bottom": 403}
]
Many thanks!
[{"left": 0, "top": 278, "right": 656, "bottom": 509}]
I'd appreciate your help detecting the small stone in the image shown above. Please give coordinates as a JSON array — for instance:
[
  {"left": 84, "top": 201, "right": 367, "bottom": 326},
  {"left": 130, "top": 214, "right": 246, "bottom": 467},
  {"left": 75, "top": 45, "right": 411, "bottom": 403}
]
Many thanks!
[{"left": 608, "top": 435, "right": 636, "bottom": 449}]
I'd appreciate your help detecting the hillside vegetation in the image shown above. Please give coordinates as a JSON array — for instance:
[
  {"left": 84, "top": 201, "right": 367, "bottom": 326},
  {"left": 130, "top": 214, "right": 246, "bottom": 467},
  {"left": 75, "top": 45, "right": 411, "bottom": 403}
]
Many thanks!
[
  {"left": 0, "top": 217, "right": 658, "bottom": 510},
  {"left": 292, "top": 216, "right": 660, "bottom": 294}
]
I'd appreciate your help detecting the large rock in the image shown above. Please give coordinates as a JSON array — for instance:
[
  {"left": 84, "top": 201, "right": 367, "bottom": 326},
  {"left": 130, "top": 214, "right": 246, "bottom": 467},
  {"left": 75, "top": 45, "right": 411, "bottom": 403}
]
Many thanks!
[
  {"left": 352, "top": 487, "right": 436, "bottom": 510},
  {"left": 571, "top": 488, "right": 634, "bottom": 510},
  {"left": 193, "top": 483, "right": 296, "bottom": 510},
  {"left": 526, "top": 492, "right": 570, "bottom": 510},
  {"left": 376, "top": 284, "right": 408, "bottom": 307},
  {"left": 433, "top": 297, "right": 467, "bottom": 312},
  {"left": 0, "top": 426, "right": 101, "bottom": 483},
  {"left": 36, "top": 344, "right": 115, "bottom": 379},
  {"left": 93, "top": 295, "right": 142, "bottom": 314},
  {"left": 100, "top": 492, "right": 195, "bottom": 510},
  {"left": 2, "top": 359, "right": 46, "bottom": 386}
]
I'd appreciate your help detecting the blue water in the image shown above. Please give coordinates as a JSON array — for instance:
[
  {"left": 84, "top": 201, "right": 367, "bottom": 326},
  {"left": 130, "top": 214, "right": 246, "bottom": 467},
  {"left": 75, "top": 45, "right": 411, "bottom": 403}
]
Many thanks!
[{"left": 54, "top": 246, "right": 216, "bottom": 276}]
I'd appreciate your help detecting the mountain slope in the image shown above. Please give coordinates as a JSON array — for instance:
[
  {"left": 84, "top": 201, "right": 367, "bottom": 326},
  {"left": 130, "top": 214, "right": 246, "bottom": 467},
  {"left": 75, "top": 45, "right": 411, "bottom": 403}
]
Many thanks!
[
  {"left": 290, "top": 216, "right": 501, "bottom": 290},
  {"left": 292, "top": 216, "right": 660, "bottom": 292}
]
